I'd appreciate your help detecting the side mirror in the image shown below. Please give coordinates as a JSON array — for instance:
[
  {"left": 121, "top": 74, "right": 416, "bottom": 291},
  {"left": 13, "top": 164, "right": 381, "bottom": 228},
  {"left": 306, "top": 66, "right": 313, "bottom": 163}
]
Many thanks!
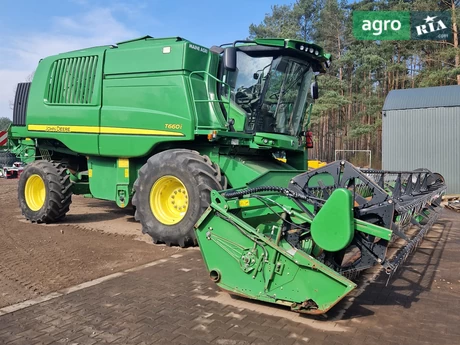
[
  {"left": 311, "top": 81, "right": 319, "bottom": 100},
  {"left": 223, "top": 47, "right": 237, "bottom": 71}
]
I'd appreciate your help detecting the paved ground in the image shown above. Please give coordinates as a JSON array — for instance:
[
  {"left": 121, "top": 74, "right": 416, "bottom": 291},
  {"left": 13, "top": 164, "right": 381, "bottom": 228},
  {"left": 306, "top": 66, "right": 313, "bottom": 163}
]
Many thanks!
[
  {"left": 0, "top": 179, "right": 180, "bottom": 308},
  {"left": 1, "top": 179, "right": 459, "bottom": 344}
]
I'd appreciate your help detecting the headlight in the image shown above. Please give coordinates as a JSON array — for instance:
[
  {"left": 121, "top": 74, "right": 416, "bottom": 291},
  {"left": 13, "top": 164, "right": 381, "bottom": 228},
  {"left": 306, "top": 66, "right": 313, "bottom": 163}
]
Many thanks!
[
  {"left": 314, "top": 50, "right": 319, "bottom": 56},
  {"left": 300, "top": 45, "right": 305, "bottom": 51},
  {"left": 309, "top": 47, "right": 314, "bottom": 54}
]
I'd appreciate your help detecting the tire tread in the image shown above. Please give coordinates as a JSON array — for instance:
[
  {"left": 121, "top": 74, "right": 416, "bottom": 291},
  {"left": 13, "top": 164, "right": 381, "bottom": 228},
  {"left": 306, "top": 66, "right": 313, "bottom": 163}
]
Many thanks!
[
  {"left": 18, "top": 160, "right": 73, "bottom": 223},
  {"left": 132, "top": 149, "right": 224, "bottom": 247}
]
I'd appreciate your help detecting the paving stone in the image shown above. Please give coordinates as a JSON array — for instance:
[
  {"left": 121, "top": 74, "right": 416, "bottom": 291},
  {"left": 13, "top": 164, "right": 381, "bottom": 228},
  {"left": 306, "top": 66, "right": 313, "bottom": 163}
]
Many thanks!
[{"left": 0, "top": 212, "right": 459, "bottom": 345}]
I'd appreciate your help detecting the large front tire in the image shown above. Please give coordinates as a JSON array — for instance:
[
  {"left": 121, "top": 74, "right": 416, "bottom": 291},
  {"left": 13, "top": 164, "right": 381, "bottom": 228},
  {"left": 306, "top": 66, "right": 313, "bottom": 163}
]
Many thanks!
[
  {"left": 132, "top": 149, "right": 224, "bottom": 247},
  {"left": 18, "top": 161, "right": 72, "bottom": 223}
]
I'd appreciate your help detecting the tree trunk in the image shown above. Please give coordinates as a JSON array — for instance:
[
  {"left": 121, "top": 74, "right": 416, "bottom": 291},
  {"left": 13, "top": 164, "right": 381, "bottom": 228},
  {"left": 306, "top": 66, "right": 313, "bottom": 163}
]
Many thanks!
[{"left": 452, "top": 0, "right": 460, "bottom": 85}]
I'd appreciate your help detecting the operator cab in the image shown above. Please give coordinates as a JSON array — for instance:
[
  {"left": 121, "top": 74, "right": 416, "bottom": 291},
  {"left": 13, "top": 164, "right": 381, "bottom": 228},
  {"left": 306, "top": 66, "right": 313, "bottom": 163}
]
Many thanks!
[{"left": 218, "top": 40, "right": 327, "bottom": 137}]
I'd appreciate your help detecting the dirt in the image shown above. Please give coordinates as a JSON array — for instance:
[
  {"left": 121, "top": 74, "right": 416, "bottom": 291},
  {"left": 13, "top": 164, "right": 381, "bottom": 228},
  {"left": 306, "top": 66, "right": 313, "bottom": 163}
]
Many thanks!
[{"left": 0, "top": 178, "right": 183, "bottom": 308}]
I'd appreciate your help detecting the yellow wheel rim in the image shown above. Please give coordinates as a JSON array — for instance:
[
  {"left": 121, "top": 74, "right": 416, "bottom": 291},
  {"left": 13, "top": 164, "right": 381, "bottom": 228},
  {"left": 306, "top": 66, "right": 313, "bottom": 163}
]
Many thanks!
[
  {"left": 150, "top": 175, "right": 189, "bottom": 225},
  {"left": 25, "top": 174, "right": 46, "bottom": 211}
]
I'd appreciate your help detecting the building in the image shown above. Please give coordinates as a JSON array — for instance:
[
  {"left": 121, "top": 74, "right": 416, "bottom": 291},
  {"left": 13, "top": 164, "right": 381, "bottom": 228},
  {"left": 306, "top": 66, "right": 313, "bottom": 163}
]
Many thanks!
[{"left": 382, "top": 85, "right": 460, "bottom": 194}]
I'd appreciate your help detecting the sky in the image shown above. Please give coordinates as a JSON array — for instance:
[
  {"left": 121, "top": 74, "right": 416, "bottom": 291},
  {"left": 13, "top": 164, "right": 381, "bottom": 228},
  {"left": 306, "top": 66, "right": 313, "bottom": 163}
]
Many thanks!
[{"left": 0, "top": 0, "right": 295, "bottom": 119}]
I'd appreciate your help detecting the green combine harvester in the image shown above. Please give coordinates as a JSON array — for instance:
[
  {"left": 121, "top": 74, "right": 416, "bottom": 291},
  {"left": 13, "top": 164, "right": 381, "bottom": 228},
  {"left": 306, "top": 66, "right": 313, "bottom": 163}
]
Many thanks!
[{"left": 8, "top": 36, "right": 446, "bottom": 314}]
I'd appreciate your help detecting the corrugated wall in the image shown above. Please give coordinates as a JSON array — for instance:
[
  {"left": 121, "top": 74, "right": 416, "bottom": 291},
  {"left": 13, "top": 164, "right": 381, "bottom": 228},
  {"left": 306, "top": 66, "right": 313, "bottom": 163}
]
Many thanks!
[{"left": 382, "top": 107, "right": 460, "bottom": 194}]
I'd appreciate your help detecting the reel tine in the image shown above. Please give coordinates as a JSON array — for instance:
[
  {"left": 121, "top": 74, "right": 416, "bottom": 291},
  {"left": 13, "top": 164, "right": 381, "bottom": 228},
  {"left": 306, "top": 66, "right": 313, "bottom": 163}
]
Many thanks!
[
  {"left": 290, "top": 161, "right": 446, "bottom": 287},
  {"left": 386, "top": 209, "right": 441, "bottom": 284}
]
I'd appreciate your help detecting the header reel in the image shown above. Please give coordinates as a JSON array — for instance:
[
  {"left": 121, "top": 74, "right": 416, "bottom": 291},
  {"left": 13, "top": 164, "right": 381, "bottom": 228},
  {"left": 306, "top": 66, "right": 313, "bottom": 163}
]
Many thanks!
[{"left": 195, "top": 161, "right": 446, "bottom": 314}]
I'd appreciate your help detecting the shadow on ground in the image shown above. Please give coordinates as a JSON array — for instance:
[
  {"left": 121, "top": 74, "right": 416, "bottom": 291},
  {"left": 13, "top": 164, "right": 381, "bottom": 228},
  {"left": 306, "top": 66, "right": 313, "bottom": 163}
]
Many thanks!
[
  {"left": 328, "top": 217, "right": 452, "bottom": 321},
  {"left": 219, "top": 216, "right": 453, "bottom": 323},
  {"left": 62, "top": 199, "right": 136, "bottom": 225}
]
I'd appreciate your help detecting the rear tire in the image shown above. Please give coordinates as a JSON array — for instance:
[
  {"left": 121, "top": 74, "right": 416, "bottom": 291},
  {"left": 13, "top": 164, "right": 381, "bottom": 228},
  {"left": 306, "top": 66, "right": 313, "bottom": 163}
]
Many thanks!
[
  {"left": 132, "top": 149, "right": 224, "bottom": 247},
  {"left": 0, "top": 152, "right": 16, "bottom": 168},
  {"left": 18, "top": 161, "right": 73, "bottom": 223}
]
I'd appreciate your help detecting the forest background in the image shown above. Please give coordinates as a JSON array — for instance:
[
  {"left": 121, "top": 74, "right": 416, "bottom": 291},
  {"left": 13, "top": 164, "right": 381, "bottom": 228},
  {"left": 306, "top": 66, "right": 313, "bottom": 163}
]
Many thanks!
[
  {"left": 249, "top": 0, "right": 459, "bottom": 167},
  {"left": 2, "top": 1, "right": 458, "bottom": 168}
]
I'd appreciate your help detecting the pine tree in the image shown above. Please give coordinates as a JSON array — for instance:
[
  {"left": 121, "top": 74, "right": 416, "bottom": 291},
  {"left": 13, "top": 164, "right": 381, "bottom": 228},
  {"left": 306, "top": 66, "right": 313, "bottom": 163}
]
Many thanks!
[{"left": 248, "top": 0, "right": 460, "bottom": 167}]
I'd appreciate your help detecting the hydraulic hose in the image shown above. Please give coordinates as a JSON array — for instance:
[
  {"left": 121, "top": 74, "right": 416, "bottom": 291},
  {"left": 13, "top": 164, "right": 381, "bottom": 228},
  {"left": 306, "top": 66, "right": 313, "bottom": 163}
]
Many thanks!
[{"left": 223, "top": 186, "right": 313, "bottom": 202}]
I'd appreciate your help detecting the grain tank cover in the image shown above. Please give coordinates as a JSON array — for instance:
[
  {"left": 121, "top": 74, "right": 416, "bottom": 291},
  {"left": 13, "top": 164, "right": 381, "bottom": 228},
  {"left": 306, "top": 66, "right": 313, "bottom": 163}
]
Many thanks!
[{"left": 104, "top": 36, "right": 209, "bottom": 75}]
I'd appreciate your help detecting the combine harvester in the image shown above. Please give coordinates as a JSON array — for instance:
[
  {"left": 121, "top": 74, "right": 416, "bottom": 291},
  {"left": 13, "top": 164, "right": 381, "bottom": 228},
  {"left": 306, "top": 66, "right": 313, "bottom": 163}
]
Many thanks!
[{"left": 6, "top": 36, "right": 446, "bottom": 314}]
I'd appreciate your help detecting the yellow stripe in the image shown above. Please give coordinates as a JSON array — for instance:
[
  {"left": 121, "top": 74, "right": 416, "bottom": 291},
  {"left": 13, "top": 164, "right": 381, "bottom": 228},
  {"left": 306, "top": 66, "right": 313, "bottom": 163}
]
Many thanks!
[
  {"left": 100, "top": 127, "right": 183, "bottom": 136},
  {"left": 27, "top": 125, "right": 184, "bottom": 137}
]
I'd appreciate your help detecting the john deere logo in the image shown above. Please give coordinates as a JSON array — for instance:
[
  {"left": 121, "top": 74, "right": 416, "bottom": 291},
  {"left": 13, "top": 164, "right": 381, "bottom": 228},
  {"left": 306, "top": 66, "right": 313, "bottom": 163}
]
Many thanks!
[
  {"left": 411, "top": 12, "right": 451, "bottom": 41},
  {"left": 353, "top": 11, "right": 452, "bottom": 41}
]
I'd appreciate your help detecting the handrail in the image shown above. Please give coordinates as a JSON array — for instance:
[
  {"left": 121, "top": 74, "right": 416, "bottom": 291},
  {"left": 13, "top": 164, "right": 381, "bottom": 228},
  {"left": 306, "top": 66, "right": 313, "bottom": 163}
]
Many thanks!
[{"left": 188, "top": 71, "right": 231, "bottom": 128}]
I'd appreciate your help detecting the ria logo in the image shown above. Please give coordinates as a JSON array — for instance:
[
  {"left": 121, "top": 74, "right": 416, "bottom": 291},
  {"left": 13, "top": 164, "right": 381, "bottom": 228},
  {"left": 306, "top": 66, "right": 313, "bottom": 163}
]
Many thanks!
[
  {"left": 411, "top": 12, "right": 451, "bottom": 41},
  {"left": 415, "top": 15, "right": 447, "bottom": 36}
]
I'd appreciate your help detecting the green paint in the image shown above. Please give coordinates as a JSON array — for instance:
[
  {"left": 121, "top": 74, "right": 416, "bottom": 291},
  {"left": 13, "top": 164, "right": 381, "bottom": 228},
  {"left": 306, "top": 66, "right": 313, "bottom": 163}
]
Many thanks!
[
  {"left": 9, "top": 138, "right": 36, "bottom": 164},
  {"left": 194, "top": 189, "right": 396, "bottom": 314},
  {"left": 214, "top": 154, "right": 303, "bottom": 188},
  {"left": 355, "top": 219, "right": 392, "bottom": 241},
  {"left": 71, "top": 182, "right": 90, "bottom": 195},
  {"left": 195, "top": 190, "right": 357, "bottom": 314},
  {"left": 87, "top": 157, "right": 119, "bottom": 201},
  {"left": 311, "top": 189, "right": 354, "bottom": 252},
  {"left": 8, "top": 35, "right": 330, "bottom": 207}
]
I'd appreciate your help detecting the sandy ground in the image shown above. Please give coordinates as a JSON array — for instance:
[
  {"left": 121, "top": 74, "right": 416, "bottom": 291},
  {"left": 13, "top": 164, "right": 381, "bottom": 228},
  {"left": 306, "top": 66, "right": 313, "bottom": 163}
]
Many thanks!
[{"left": 0, "top": 178, "right": 183, "bottom": 308}]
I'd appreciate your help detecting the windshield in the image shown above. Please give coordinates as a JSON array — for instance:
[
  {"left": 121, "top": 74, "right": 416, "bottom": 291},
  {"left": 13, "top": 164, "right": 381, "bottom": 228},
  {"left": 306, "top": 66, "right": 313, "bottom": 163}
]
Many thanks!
[
  {"left": 224, "top": 52, "right": 272, "bottom": 131},
  {"left": 259, "top": 57, "right": 314, "bottom": 136},
  {"left": 225, "top": 51, "right": 314, "bottom": 136}
]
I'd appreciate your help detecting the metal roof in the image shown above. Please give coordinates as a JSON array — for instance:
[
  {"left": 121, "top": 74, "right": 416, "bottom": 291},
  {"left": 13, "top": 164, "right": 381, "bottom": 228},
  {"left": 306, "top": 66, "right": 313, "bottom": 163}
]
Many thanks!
[{"left": 383, "top": 85, "right": 460, "bottom": 111}]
